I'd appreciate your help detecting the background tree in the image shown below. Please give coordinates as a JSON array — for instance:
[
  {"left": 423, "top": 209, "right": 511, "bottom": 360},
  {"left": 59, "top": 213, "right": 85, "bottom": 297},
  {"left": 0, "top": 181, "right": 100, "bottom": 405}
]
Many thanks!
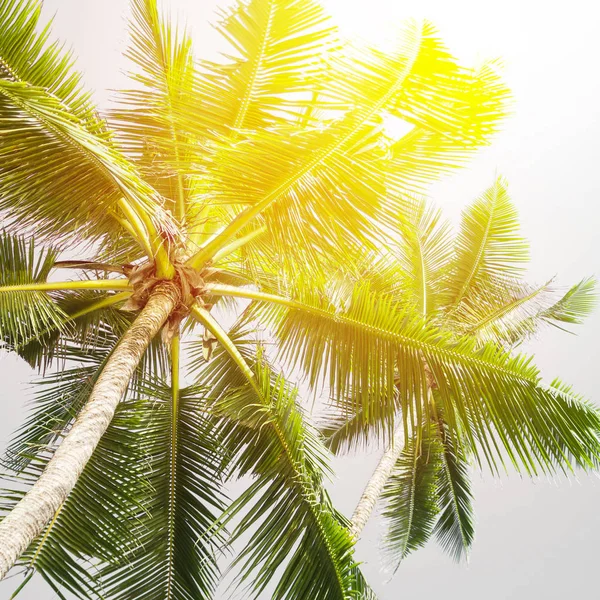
[
  {"left": 0, "top": 0, "right": 596, "bottom": 599},
  {"left": 312, "top": 178, "right": 597, "bottom": 566}
]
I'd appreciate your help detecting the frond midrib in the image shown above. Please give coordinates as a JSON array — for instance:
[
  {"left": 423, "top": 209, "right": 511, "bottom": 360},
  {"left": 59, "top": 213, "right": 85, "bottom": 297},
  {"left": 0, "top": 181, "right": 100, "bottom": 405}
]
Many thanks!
[
  {"left": 467, "top": 282, "right": 550, "bottom": 335},
  {"left": 450, "top": 182, "right": 499, "bottom": 310},
  {"left": 191, "top": 306, "right": 348, "bottom": 597},
  {"left": 270, "top": 417, "right": 348, "bottom": 598},
  {"left": 0, "top": 80, "right": 164, "bottom": 264},
  {"left": 231, "top": 0, "right": 275, "bottom": 133},
  {"left": 27, "top": 503, "right": 65, "bottom": 571},
  {"left": 165, "top": 334, "right": 180, "bottom": 600},
  {"left": 146, "top": 8, "right": 190, "bottom": 220},
  {"left": 401, "top": 448, "right": 419, "bottom": 558},
  {"left": 207, "top": 284, "right": 542, "bottom": 388}
]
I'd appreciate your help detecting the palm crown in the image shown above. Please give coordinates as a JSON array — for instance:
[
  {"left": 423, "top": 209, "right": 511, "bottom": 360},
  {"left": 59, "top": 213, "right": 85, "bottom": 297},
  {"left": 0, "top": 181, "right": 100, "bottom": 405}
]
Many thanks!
[
  {"left": 0, "top": 0, "right": 597, "bottom": 599},
  {"left": 317, "top": 179, "right": 597, "bottom": 565}
]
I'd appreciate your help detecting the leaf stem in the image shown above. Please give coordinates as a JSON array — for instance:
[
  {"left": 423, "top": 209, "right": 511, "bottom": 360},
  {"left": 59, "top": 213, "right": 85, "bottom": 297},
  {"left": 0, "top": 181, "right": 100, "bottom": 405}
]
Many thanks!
[{"left": 0, "top": 280, "right": 132, "bottom": 293}]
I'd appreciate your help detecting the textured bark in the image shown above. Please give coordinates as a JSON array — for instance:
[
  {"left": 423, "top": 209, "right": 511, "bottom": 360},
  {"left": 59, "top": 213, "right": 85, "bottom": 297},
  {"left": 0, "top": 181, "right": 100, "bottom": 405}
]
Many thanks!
[
  {"left": 349, "top": 423, "right": 405, "bottom": 540},
  {"left": 0, "top": 283, "right": 180, "bottom": 578}
]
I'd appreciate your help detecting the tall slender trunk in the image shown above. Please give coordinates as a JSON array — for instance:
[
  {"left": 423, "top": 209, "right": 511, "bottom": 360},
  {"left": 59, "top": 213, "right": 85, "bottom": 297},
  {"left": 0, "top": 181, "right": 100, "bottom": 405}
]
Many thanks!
[
  {"left": 0, "top": 283, "right": 180, "bottom": 578},
  {"left": 349, "top": 422, "right": 405, "bottom": 540}
]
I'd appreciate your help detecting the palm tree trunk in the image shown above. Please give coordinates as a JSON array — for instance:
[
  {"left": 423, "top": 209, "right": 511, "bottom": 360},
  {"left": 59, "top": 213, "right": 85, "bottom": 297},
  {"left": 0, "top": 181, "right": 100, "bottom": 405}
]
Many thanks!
[
  {"left": 0, "top": 282, "right": 180, "bottom": 578},
  {"left": 349, "top": 422, "right": 405, "bottom": 540}
]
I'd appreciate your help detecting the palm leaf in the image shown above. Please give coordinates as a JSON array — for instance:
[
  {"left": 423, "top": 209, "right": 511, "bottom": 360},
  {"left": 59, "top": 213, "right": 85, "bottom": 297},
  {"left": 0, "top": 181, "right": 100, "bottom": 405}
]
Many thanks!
[
  {"left": 320, "top": 401, "right": 392, "bottom": 454},
  {"left": 395, "top": 195, "right": 453, "bottom": 316},
  {"left": 97, "top": 378, "right": 227, "bottom": 600},
  {"left": 188, "top": 20, "right": 510, "bottom": 269},
  {"left": 3, "top": 340, "right": 116, "bottom": 475},
  {"left": 433, "top": 421, "right": 475, "bottom": 561},
  {"left": 187, "top": 333, "right": 372, "bottom": 600},
  {"left": 541, "top": 277, "right": 597, "bottom": 325},
  {"left": 208, "top": 0, "right": 338, "bottom": 132},
  {"left": 0, "top": 233, "right": 66, "bottom": 358},
  {"left": 0, "top": 0, "right": 172, "bottom": 253},
  {"left": 381, "top": 421, "right": 441, "bottom": 566},
  {"left": 444, "top": 176, "right": 529, "bottom": 315},
  {"left": 219, "top": 280, "right": 600, "bottom": 475},
  {"left": 4, "top": 367, "right": 226, "bottom": 600},
  {"left": 459, "top": 277, "right": 596, "bottom": 346},
  {"left": 2, "top": 395, "right": 153, "bottom": 599},
  {"left": 112, "top": 0, "right": 198, "bottom": 219}
]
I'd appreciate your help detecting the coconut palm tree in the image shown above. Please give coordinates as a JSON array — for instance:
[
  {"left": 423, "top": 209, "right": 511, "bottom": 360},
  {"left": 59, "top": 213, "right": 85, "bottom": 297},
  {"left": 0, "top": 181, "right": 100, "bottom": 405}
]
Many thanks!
[
  {"left": 315, "top": 178, "right": 597, "bottom": 566},
  {"left": 0, "top": 0, "right": 597, "bottom": 598}
]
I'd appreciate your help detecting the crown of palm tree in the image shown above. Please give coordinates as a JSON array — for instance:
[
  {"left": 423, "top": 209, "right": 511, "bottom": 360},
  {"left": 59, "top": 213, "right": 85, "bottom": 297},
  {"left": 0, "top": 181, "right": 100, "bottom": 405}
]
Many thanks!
[
  {"left": 0, "top": 0, "right": 596, "bottom": 599},
  {"left": 312, "top": 179, "right": 597, "bottom": 567}
]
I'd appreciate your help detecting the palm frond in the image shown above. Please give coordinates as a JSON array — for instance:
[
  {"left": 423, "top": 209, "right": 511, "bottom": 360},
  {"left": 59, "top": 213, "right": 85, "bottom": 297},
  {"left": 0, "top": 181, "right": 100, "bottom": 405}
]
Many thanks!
[
  {"left": 0, "top": 0, "right": 105, "bottom": 124},
  {"left": 433, "top": 421, "right": 475, "bottom": 562},
  {"left": 395, "top": 195, "right": 453, "bottom": 316},
  {"left": 0, "top": 0, "right": 171, "bottom": 254},
  {"left": 541, "top": 277, "right": 597, "bottom": 326},
  {"left": 3, "top": 362, "right": 226, "bottom": 600},
  {"left": 3, "top": 300, "right": 168, "bottom": 465},
  {"left": 320, "top": 401, "right": 392, "bottom": 454},
  {"left": 187, "top": 333, "right": 372, "bottom": 600},
  {"left": 535, "top": 379, "right": 600, "bottom": 470},
  {"left": 444, "top": 176, "right": 529, "bottom": 315},
  {"left": 2, "top": 397, "right": 153, "bottom": 599},
  {"left": 381, "top": 421, "right": 441, "bottom": 566},
  {"left": 112, "top": 0, "right": 198, "bottom": 220},
  {"left": 3, "top": 343, "right": 114, "bottom": 475},
  {"left": 188, "top": 20, "right": 510, "bottom": 269},
  {"left": 458, "top": 279, "right": 556, "bottom": 345},
  {"left": 208, "top": 0, "right": 338, "bottom": 132},
  {"left": 97, "top": 378, "right": 227, "bottom": 600},
  {"left": 221, "top": 281, "right": 600, "bottom": 475},
  {"left": 457, "top": 277, "right": 596, "bottom": 346},
  {"left": 333, "top": 27, "right": 509, "bottom": 144},
  {"left": 0, "top": 233, "right": 66, "bottom": 358}
]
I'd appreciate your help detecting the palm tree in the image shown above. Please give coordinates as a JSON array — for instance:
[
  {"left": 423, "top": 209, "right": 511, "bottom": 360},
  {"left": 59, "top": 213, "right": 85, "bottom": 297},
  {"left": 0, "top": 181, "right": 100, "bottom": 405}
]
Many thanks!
[
  {"left": 0, "top": 0, "right": 596, "bottom": 598},
  {"left": 318, "top": 178, "right": 598, "bottom": 566}
]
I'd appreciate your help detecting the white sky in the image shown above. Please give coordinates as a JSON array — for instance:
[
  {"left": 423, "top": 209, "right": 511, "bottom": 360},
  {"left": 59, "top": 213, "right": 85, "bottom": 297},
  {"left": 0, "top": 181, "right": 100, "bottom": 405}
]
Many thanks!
[{"left": 1, "top": 0, "right": 600, "bottom": 598}]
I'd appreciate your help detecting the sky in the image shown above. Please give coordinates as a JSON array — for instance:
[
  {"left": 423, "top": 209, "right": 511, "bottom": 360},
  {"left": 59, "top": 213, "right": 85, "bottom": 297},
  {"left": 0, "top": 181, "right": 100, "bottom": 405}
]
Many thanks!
[{"left": 1, "top": 0, "right": 600, "bottom": 598}]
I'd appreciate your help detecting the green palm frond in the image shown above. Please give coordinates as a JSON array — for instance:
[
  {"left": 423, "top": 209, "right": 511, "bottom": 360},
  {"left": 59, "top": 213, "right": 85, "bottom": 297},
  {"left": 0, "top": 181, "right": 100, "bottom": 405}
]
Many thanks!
[
  {"left": 0, "top": 0, "right": 104, "bottom": 125},
  {"left": 458, "top": 279, "right": 556, "bottom": 345},
  {"left": 0, "top": 77, "right": 160, "bottom": 248},
  {"left": 2, "top": 397, "right": 153, "bottom": 599},
  {"left": 396, "top": 196, "right": 453, "bottom": 315},
  {"left": 3, "top": 281, "right": 166, "bottom": 378},
  {"left": 3, "top": 301, "right": 168, "bottom": 467},
  {"left": 187, "top": 335, "right": 372, "bottom": 600},
  {"left": 112, "top": 0, "right": 198, "bottom": 220},
  {"left": 541, "top": 277, "right": 597, "bottom": 326},
  {"left": 0, "top": 0, "right": 174, "bottom": 259},
  {"left": 4, "top": 369, "right": 226, "bottom": 600},
  {"left": 98, "top": 379, "right": 227, "bottom": 600},
  {"left": 187, "top": 20, "right": 510, "bottom": 269},
  {"left": 208, "top": 0, "right": 338, "bottom": 132},
  {"left": 226, "top": 281, "right": 600, "bottom": 474},
  {"left": 454, "top": 277, "right": 596, "bottom": 346},
  {"left": 381, "top": 421, "right": 441, "bottom": 566},
  {"left": 444, "top": 176, "right": 529, "bottom": 315},
  {"left": 0, "top": 233, "right": 65, "bottom": 356},
  {"left": 533, "top": 379, "right": 600, "bottom": 470},
  {"left": 433, "top": 421, "right": 475, "bottom": 562},
  {"left": 3, "top": 340, "right": 116, "bottom": 474},
  {"left": 320, "top": 401, "right": 393, "bottom": 454}
]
